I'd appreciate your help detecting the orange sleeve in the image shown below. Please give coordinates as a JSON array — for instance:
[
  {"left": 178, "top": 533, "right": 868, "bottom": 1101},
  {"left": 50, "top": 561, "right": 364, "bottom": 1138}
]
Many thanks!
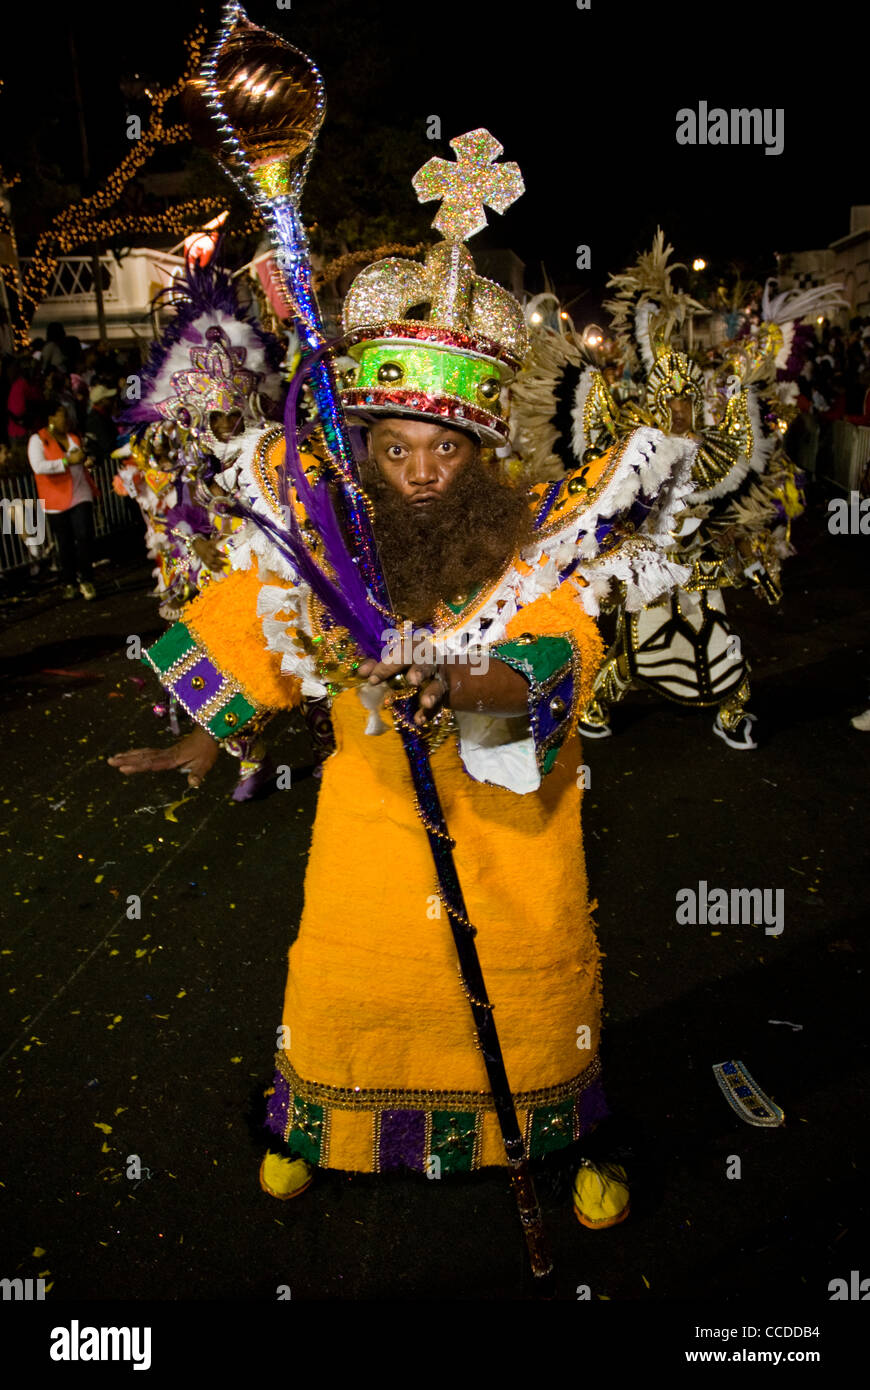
[{"left": 184, "top": 567, "right": 302, "bottom": 712}]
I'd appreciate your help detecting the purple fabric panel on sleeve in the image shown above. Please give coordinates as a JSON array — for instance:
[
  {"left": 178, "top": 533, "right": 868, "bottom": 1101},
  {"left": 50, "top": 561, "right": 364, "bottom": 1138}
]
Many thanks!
[
  {"left": 534, "top": 669, "right": 575, "bottom": 744},
  {"left": 576, "top": 1080, "right": 610, "bottom": 1134},
  {"left": 174, "top": 656, "right": 223, "bottom": 713},
  {"left": 265, "top": 1069, "right": 292, "bottom": 1141}
]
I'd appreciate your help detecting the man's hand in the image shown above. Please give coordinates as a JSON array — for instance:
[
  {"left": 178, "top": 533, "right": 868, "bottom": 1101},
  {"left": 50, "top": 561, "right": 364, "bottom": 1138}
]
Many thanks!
[
  {"left": 67, "top": 445, "right": 84, "bottom": 465},
  {"left": 192, "top": 537, "right": 228, "bottom": 573},
  {"left": 357, "top": 656, "right": 448, "bottom": 728},
  {"left": 107, "top": 727, "right": 220, "bottom": 787},
  {"left": 357, "top": 650, "right": 533, "bottom": 724}
]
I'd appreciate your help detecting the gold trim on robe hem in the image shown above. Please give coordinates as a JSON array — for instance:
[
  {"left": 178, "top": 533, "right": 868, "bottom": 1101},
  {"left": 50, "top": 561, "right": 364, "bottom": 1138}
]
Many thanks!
[{"left": 275, "top": 1044, "right": 602, "bottom": 1112}]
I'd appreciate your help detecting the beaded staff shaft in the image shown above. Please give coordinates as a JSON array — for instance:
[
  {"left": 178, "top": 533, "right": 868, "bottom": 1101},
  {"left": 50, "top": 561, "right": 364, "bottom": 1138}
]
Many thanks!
[
  {"left": 199, "top": 3, "right": 553, "bottom": 1286},
  {"left": 389, "top": 693, "right": 554, "bottom": 1285}
]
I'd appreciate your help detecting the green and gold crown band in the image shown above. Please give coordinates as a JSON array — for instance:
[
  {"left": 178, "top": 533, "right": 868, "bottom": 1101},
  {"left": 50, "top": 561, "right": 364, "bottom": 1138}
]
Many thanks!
[{"left": 340, "top": 130, "right": 528, "bottom": 446}]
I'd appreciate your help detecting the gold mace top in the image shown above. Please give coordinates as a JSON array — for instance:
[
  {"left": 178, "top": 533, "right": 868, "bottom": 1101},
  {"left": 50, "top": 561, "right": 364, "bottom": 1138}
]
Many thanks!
[{"left": 197, "top": 4, "right": 325, "bottom": 204}]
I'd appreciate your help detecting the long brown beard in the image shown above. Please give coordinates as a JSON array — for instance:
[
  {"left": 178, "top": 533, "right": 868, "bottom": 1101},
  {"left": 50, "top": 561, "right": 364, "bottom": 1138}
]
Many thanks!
[{"left": 362, "top": 453, "right": 537, "bottom": 622}]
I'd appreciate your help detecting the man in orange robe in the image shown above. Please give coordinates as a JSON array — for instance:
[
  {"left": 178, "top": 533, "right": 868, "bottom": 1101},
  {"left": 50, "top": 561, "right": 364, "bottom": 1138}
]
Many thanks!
[{"left": 109, "top": 392, "right": 695, "bottom": 1235}]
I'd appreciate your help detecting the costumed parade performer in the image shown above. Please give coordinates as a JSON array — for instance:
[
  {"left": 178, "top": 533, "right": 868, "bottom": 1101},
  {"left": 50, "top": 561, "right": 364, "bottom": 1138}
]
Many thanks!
[
  {"left": 109, "top": 5, "right": 703, "bottom": 1280},
  {"left": 114, "top": 256, "right": 336, "bottom": 795},
  {"left": 511, "top": 232, "right": 844, "bottom": 750},
  {"left": 111, "top": 426, "right": 183, "bottom": 614}
]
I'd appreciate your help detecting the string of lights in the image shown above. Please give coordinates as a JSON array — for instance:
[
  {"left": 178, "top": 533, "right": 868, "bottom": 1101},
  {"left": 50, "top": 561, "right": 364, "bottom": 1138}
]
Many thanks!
[
  {"left": 20, "top": 26, "right": 208, "bottom": 315},
  {"left": 0, "top": 79, "right": 31, "bottom": 349},
  {"left": 0, "top": 23, "right": 266, "bottom": 349},
  {"left": 313, "top": 241, "right": 429, "bottom": 291}
]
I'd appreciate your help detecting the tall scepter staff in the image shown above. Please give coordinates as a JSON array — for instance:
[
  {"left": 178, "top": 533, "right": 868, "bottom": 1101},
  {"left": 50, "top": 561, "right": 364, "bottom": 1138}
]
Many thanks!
[{"left": 192, "top": 2, "right": 554, "bottom": 1291}]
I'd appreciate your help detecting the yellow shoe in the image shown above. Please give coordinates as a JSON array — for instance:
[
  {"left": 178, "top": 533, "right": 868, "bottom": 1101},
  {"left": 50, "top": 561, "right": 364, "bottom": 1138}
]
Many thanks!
[
  {"left": 572, "top": 1159, "right": 630, "bottom": 1229},
  {"left": 259, "top": 1151, "right": 314, "bottom": 1200}
]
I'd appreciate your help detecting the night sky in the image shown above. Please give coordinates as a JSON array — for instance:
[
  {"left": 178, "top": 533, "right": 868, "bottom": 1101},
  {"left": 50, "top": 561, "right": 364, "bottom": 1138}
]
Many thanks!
[{"left": 2, "top": 0, "right": 864, "bottom": 309}]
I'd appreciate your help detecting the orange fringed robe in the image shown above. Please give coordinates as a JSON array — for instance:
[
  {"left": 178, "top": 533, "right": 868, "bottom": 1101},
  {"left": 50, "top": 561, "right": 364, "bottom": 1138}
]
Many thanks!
[
  {"left": 150, "top": 451, "right": 620, "bottom": 1174},
  {"left": 185, "top": 565, "right": 303, "bottom": 712},
  {"left": 276, "top": 638, "right": 606, "bottom": 1174}
]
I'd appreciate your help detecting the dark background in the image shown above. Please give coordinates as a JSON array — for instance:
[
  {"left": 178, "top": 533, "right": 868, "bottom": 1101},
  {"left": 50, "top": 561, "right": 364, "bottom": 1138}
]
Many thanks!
[{"left": 1, "top": 0, "right": 864, "bottom": 315}]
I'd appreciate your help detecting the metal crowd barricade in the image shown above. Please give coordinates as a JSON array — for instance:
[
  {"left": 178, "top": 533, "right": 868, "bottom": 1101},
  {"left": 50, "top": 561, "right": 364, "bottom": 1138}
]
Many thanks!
[
  {"left": 0, "top": 458, "right": 141, "bottom": 576},
  {"left": 0, "top": 468, "right": 40, "bottom": 573},
  {"left": 826, "top": 420, "right": 870, "bottom": 492},
  {"left": 91, "top": 455, "right": 140, "bottom": 537}
]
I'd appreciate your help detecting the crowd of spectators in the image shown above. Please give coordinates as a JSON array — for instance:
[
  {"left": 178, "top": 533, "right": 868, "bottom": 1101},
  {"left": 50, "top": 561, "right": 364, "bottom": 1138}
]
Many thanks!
[
  {"left": 0, "top": 321, "right": 141, "bottom": 476},
  {"left": 797, "top": 316, "right": 870, "bottom": 423},
  {"left": 0, "top": 322, "right": 143, "bottom": 596}
]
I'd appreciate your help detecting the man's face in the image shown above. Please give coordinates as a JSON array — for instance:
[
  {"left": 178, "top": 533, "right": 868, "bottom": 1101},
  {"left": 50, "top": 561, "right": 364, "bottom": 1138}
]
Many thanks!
[
  {"left": 365, "top": 415, "right": 533, "bottom": 621},
  {"left": 368, "top": 419, "right": 478, "bottom": 510},
  {"left": 208, "top": 409, "right": 244, "bottom": 444},
  {"left": 666, "top": 395, "right": 694, "bottom": 435}
]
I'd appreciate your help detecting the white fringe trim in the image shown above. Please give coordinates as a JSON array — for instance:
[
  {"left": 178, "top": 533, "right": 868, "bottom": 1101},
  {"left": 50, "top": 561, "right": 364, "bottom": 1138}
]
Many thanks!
[
  {"left": 570, "top": 364, "right": 598, "bottom": 461},
  {"left": 405, "top": 427, "right": 698, "bottom": 643},
  {"left": 222, "top": 426, "right": 300, "bottom": 585},
  {"left": 256, "top": 581, "right": 327, "bottom": 699}
]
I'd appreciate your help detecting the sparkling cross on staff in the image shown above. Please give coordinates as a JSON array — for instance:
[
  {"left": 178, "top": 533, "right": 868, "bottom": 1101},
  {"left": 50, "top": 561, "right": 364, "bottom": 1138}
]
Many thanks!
[{"left": 412, "top": 129, "right": 525, "bottom": 242}]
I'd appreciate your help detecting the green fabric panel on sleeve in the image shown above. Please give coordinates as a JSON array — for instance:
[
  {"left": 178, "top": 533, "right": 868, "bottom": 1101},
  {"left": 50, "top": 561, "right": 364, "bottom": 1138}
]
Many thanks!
[
  {"left": 206, "top": 691, "right": 258, "bottom": 740},
  {"left": 489, "top": 634, "right": 573, "bottom": 685},
  {"left": 529, "top": 1098, "right": 576, "bottom": 1157},
  {"left": 430, "top": 1111, "right": 477, "bottom": 1174},
  {"left": 143, "top": 621, "right": 195, "bottom": 674},
  {"left": 541, "top": 744, "right": 561, "bottom": 775},
  {"left": 285, "top": 1098, "right": 324, "bottom": 1165}
]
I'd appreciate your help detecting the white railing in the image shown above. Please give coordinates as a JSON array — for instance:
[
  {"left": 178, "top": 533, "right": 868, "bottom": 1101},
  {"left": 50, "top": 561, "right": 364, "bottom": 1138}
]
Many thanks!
[
  {"left": 827, "top": 421, "right": 870, "bottom": 491},
  {"left": 19, "top": 255, "right": 118, "bottom": 303},
  {"left": 0, "top": 458, "right": 140, "bottom": 575},
  {"left": 19, "top": 249, "right": 187, "bottom": 339}
]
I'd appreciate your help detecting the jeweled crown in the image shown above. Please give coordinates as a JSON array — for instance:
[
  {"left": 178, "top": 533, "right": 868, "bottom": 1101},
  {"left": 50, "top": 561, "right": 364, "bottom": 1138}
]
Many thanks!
[
  {"left": 340, "top": 130, "right": 529, "bottom": 445},
  {"left": 155, "top": 325, "right": 265, "bottom": 447},
  {"left": 644, "top": 347, "right": 705, "bottom": 430}
]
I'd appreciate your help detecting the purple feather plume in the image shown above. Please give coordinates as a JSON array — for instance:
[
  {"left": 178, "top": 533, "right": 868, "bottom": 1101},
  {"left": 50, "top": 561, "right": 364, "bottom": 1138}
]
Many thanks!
[
  {"left": 164, "top": 483, "right": 212, "bottom": 537},
  {"left": 121, "top": 251, "right": 285, "bottom": 433},
  {"left": 219, "top": 347, "right": 388, "bottom": 661}
]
